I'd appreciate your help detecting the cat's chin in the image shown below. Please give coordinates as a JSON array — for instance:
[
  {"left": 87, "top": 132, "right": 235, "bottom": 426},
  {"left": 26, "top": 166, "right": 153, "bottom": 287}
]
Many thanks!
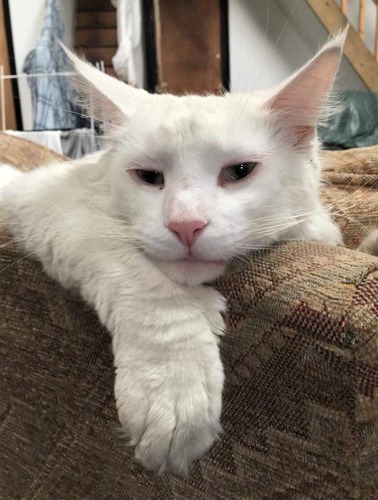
[{"left": 157, "top": 259, "right": 226, "bottom": 286}]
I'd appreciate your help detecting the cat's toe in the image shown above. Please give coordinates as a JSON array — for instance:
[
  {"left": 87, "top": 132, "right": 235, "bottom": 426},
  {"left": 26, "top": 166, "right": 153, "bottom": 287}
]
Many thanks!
[
  {"left": 134, "top": 412, "right": 221, "bottom": 476},
  {"left": 166, "top": 418, "right": 222, "bottom": 475}
]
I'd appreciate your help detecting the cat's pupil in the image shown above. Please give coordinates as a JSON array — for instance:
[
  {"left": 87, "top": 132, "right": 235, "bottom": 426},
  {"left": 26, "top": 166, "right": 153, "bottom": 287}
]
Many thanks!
[
  {"left": 136, "top": 170, "right": 164, "bottom": 186},
  {"left": 234, "top": 164, "right": 249, "bottom": 178}
]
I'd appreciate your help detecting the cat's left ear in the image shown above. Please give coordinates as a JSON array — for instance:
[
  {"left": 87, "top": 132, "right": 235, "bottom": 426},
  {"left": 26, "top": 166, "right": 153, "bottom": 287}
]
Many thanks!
[
  {"left": 61, "top": 44, "right": 149, "bottom": 124},
  {"left": 265, "top": 30, "right": 346, "bottom": 147}
]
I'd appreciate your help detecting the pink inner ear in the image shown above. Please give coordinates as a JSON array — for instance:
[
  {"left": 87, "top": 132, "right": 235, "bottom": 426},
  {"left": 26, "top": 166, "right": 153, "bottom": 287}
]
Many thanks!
[
  {"left": 292, "top": 125, "right": 315, "bottom": 147},
  {"left": 63, "top": 44, "right": 145, "bottom": 126},
  {"left": 266, "top": 45, "right": 342, "bottom": 147}
]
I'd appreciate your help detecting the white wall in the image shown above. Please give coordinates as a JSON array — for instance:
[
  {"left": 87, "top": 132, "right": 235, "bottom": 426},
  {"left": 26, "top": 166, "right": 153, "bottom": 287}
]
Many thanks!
[
  {"left": 8, "top": 0, "right": 76, "bottom": 130},
  {"left": 229, "top": 0, "right": 367, "bottom": 93}
]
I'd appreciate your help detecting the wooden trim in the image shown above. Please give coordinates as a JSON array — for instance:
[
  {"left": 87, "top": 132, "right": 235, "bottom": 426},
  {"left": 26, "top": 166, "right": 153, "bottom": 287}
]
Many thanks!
[
  {"left": 0, "top": 0, "right": 16, "bottom": 129},
  {"left": 142, "top": 0, "right": 158, "bottom": 92},
  {"left": 305, "top": 0, "right": 378, "bottom": 91},
  {"left": 220, "top": 0, "right": 230, "bottom": 91},
  {"left": 3, "top": 0, "right": 21, "bottom": 129}
]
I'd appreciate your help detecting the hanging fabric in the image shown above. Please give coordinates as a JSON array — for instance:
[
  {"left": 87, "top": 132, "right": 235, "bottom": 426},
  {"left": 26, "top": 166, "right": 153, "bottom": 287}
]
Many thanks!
[
  {"left": 111, "top": 0, "right": 144, "bottom": 87},
  {"left": 6, "top": 128, "right": 99, "bottom": 159},
  {"left": 22, "top": 0, "right": 83, "bottom": 130},
  {"left": 6, "top": 130, "right": 63, "bottom": 154},
  {"left": 60, "top": 129, "right": 98, "bottom": 158}
]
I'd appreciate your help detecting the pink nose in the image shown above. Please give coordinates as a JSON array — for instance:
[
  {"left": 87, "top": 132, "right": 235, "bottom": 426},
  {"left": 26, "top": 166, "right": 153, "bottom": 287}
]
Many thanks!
[{"left": 167, "top": 219, "right": 208, "bottom": 247}]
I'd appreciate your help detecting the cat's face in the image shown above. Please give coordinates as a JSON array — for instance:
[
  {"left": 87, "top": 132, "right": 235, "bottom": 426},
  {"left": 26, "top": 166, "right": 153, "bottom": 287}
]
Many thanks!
[
  {"left": 67, "top": 34, "right": 344, "bottom": 286},
  {"left": 107, "top": 92, "right": 315, "bottom": 284}
]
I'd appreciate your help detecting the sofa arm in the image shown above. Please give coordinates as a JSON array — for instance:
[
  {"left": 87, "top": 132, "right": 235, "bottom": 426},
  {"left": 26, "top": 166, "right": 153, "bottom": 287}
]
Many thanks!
[
  {"left": 214, "top": 241, "right": 378, "bottom": 499},
  {"left": 0, "top": 230, "right": 377, "bottom": 498}
]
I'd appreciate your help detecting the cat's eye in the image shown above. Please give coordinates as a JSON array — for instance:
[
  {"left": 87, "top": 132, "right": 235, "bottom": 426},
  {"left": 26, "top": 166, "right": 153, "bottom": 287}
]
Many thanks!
[
  {"left": 134, "top": 169, "right": 164, "bottom": 187},
  {"left": 221, "top": 162, "right": 257, "bottom": 184}
]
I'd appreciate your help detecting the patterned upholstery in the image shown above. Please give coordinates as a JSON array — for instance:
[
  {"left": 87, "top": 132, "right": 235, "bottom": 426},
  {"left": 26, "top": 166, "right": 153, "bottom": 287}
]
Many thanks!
[
  {"left": 321, "top": 147, "right": 378, "bottom": 249},
  {"left": 0, "top": 134, "right": 377, "bottom": 499}
]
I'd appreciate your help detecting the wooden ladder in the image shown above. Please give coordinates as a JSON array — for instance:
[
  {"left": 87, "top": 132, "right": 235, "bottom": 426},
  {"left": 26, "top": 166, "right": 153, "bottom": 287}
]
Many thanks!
[
  {"left": 305, "top": 0, "right": 378, "bottom": 91},
  {"left": 75, "top": 0, "right": 118, "bottom": 78}
]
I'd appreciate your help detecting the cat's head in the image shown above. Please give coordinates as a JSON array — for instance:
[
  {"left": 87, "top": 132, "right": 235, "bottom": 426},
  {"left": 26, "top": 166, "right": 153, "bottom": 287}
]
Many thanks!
[{"left": 67, "top": 34, "right": 344, "bottom": 286}]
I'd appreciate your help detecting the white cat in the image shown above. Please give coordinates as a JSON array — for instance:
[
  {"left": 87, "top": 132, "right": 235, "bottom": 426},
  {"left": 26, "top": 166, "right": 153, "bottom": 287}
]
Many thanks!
[{"left": 0, "top": 35, "right": 344, "bottom": 474}]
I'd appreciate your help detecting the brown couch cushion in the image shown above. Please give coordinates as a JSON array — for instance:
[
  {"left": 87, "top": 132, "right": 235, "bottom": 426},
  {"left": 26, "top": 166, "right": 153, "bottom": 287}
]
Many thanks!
[
  {"left": 0, "top": 132, "right": 65, "bottom": 171},
  {"left": 0, "top": 136, "right": 377, "bottom": 499},
  {"left": 321, "top": 146, "right": 378, "bottom": 249}
]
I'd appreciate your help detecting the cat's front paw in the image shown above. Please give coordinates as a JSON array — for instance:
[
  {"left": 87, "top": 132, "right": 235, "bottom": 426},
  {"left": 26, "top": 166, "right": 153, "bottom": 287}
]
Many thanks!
[{"left": 114, "top": 336, "right": 224, "bottom": 475}]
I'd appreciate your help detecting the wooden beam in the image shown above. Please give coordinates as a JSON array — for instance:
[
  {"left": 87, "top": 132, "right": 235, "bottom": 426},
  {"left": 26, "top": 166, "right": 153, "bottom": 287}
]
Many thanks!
[
  {"left": 305, "top": 0, "right": 378, "bottom": 91},
  {"left": 76, "top": 28, "right": 117, "bottom": 47},
  {"left": 77, "top": 0, "right": 114, "bottom": 12},
  {"left": 76, "top": 11, "right": 116, "bottom": 29}
]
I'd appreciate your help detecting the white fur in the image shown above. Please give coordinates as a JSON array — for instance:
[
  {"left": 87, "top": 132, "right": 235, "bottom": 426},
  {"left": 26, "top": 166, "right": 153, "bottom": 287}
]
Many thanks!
[
  {"left": 0, "top": 36, "right": 344, "bottom": 474},
  {"left": 0, "top": 164, "right": 23, "bottom": 201}
]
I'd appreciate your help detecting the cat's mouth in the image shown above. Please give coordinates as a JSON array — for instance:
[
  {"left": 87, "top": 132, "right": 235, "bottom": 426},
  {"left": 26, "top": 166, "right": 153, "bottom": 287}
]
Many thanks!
[
  {"left": 157, "top": 254, "right": 227, "bottom": 285},
  {"left": 178, "top": 254, "right": 225, "bottom": 265}
]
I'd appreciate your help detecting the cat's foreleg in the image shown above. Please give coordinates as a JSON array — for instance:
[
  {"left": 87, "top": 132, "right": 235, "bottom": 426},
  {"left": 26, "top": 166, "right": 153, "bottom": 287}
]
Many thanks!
[{"left": 79, "top": 256, "right": 224, "bottom": 475}]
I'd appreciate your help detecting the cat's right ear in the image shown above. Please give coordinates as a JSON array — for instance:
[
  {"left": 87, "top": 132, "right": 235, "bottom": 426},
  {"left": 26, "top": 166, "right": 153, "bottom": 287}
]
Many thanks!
[
  {"left": 264, "top": 30, "right": 346, "bottom": 148},
  {"left": 62, "top": 45, "right": 149, "bottom": 125}
]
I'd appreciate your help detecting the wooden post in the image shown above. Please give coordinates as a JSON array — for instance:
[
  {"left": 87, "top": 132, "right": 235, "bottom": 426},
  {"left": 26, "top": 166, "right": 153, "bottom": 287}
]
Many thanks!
[
  {"left": 375, "top": 4, "right": 378, "bottom": 61},
  {"left": 358, "top": 0, "right": 366, "bottom": 39}
]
